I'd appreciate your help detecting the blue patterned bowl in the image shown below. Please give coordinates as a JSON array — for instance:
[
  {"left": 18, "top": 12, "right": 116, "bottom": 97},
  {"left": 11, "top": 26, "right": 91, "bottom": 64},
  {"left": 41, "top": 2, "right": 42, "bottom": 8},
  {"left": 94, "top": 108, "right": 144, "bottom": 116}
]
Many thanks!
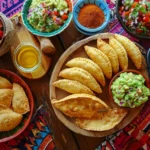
[
  {"left": 73, "top": 0, "right": 110, "bottom": 33},
  {"left": 73, "top": 21, "right": 104, "bottom": 35},
  {"left": 22, "top": 0, "right": 73, "bottom": 37}
]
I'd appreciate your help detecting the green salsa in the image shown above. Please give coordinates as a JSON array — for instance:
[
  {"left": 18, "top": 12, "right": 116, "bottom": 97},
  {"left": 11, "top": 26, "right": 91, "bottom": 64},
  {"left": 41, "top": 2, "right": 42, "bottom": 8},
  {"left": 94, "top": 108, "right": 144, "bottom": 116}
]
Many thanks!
[{"left": 111, "top": 72, "right": 150, "bottom": 108}]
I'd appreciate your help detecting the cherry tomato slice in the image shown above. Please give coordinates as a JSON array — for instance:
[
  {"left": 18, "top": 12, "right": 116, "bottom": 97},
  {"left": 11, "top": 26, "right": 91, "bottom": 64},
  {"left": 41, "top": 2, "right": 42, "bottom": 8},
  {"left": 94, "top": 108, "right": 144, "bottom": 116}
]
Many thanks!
[
  {"left": 53, "top": 11, "right": 58, "bottom": 16},
  {"left": 62, "top": 14, "right": 68, "bottom": 20},
  {"left": 136, "top": 28, "right": 143, "bottom": 34},
  {"left": 145, "top": 23, "right": 150, "bottom": 29},
  {"left": 0, "top": 30, "right": 3, "bottom": 39},
  {"left": 134, "top": 0, "right": 140, "bottom": 2},
  {"left": 143, "top": 16, "right": 149, "bottom": 22}
]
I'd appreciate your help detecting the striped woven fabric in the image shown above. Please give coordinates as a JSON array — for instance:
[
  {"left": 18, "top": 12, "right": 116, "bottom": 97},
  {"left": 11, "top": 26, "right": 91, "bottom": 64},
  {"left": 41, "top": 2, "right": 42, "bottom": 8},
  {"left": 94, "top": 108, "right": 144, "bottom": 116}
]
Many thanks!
[{"left": 0, "top": 0, "right": 78, "bottom": 18}]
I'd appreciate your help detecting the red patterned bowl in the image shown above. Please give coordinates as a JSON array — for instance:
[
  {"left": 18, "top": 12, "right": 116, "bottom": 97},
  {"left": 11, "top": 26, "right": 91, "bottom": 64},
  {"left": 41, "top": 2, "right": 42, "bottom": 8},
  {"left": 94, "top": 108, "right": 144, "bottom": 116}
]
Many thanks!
[{"left": 0, "top": 69, "right": 34, "bottom": 143}]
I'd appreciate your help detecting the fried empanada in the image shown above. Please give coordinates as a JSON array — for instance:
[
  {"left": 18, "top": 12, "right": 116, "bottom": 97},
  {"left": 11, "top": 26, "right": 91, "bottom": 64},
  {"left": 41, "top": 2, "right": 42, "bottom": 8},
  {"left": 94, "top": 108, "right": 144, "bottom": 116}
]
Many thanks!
[
  {"left": 66, "top": 58, "right": 105, "bottom": 86},
  {"left": 109, "top": 37, "right": 128, "bottom": 70},
  {"left": 53, "top": 79, "right": 95, "bottom": 95},
  {"left": 59, "top": 67, "right": 102, "bottom": 93},
  {"left": 12, "top": 83, "right": 30, "bottom": 114},
  {"left": 97, "top": 38, "right": 119, "bottom": 74},
  {"left": 114, "top": 34, "right": 142, "bottom": 69},
  {"left": 0, "top": 76, "right": 12, "bottom": 89},
  {"left": 0, "top": 89, "right": 13, "bottom": 107},
  {"left": 84, "top": 46, "right": 112, "bottom": 79},
  {"left": 52, "top": 94, "right": 109, "bottom": 118},
  {"left": 75, "top": 108, "right": 127, "bottom": 131},
  {"left": 0, "top": 104, "right": 23, "bottom": 131}
]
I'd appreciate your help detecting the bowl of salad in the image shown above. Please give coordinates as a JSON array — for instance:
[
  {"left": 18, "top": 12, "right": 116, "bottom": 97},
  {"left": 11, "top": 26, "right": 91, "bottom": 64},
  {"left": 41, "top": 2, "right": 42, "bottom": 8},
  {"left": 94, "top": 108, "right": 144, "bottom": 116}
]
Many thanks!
[
  {"left": 22, "top": 0, "right": 73, "bottom": 37},
  {"left": 109, "top": 70, "right": 150, "bottom": 108},
  {"left": 116, "top": 0, "right": 150, "bottom": 39}
]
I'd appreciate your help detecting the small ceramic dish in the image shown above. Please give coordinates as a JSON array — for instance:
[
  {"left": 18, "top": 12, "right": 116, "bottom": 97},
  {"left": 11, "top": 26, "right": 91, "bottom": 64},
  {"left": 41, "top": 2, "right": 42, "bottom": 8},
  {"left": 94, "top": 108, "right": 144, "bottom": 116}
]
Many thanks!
[
  {"left": 73, "top": 0, "right": 110, "bottom": 34},
  {"left": 0, "top": 69, "right": 34, "bottom": 143},
  {"left": 109, "top": 69, "right": 149, "bottom": 108},
  {"left": 73, "top": 21, "right": 104, "bottom": 36},
  {"left": 22, "top": 0, "right": 73, "bottom": 37}
]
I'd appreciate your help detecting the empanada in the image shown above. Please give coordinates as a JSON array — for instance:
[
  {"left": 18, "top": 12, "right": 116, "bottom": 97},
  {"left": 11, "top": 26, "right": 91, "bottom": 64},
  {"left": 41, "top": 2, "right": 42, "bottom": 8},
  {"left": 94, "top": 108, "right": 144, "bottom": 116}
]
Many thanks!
[
  {"left": 66, "top": 58, "right": 105, "bottom": 86},
  {"left": 53, "top": 79, "right": 95, "bottom": 95},
  {"left": 51, "top": 94, "right": 109, "bottom": 118},
  {"left": 84, "top": 46, "right": 112, "bottom": 79},
  {"left": 0, "top": 104, "right": 23, "bottom": 131},
  {"left": 0, "top": 89, "right": 13, "bottom": 107},
  {"left": 97, "top": 38, "right": 119, "bottom": 74},
  {"left": 12, "top": 83, "right": 30, "bottom": 114},
  {"left": 59, "top": 67, "right": 102, "bottom": 93},
  {"left": 109, "top": 37, "right": 128, "bottom": 70},
  {"left": 75, "top": 108, "right": 127, "bottom": 131},
  {"left": 114, "top": 34, "right": 142, "bottom": 69},
  {"left": 0, "top": 76, "right": 12, "bottom": 89}
]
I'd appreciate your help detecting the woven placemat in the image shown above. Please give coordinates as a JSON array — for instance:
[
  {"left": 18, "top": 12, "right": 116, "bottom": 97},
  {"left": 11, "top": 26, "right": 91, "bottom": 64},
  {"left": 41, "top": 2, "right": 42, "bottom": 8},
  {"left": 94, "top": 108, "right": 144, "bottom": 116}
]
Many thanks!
[{"left": 0, "top": 106, "right": 56, "bottom": 150}]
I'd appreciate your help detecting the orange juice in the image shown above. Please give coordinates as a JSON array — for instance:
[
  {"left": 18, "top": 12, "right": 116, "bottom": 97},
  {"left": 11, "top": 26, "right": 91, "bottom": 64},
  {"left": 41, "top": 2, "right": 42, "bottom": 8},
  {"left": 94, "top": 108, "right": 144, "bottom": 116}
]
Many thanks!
[{"left": 14, "top": 43, "right": 41, "bottom": 73}]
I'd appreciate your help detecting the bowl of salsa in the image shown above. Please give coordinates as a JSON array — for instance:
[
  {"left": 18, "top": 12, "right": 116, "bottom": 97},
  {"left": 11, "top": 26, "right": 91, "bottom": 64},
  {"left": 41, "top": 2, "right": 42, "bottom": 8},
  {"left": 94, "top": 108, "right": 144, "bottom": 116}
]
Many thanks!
[
  {"left": 22, "top": 0, "right": 73, "bottom": 37},
  {"left": 116, "top": 0, "right": 150, "bottom": 39}
]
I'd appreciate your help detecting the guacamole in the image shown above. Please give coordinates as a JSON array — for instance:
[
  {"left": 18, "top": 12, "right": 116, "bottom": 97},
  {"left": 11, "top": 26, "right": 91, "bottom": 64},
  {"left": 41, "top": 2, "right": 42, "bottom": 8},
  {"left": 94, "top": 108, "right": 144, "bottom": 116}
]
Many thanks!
[
  {"left": 111, "top": 72, "right": 150, "bottom": 108},
  {"left": 27, "top": 0, "right": 69, "bottom": 32}
]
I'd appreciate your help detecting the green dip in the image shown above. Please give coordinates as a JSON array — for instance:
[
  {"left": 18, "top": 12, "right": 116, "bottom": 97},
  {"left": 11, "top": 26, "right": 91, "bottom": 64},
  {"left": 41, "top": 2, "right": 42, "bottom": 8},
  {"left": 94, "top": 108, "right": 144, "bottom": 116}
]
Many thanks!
[{"left": 111, "top": 72, "right": 150, "bottom": 108}]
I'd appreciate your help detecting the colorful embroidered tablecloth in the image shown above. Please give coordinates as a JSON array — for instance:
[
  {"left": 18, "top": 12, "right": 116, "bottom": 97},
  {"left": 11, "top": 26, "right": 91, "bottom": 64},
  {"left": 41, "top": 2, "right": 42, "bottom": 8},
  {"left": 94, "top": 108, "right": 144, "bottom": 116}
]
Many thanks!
[
  {"left": 0, "top": 106, "right": 56, "bottom": 150},
  {"left": 0, "top": 0, "right": 78, "bottom": 18},
  {"left": 0, "top": 0, "right": 150, "bottom": 150},
  {"left": 96, "top": 0, "right": 150, "bottom": 149}
]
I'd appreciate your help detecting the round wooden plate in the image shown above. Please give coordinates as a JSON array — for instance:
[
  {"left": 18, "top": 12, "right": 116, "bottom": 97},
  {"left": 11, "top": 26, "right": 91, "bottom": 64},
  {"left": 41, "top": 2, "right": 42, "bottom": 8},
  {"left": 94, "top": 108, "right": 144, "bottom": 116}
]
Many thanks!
[{"left": 49, "top": 33, "right": 149, "bottom": 137}]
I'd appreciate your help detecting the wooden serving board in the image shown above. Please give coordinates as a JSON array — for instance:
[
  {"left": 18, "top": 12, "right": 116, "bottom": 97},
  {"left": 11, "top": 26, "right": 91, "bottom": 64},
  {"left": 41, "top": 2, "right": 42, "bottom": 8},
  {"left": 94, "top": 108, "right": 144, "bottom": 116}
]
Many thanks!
[
  {"left": 10, "top": 18, "right": 51, "bottom": 79},
  {"left": 49, "top": 33, "right": 149, "bottom": 137}
]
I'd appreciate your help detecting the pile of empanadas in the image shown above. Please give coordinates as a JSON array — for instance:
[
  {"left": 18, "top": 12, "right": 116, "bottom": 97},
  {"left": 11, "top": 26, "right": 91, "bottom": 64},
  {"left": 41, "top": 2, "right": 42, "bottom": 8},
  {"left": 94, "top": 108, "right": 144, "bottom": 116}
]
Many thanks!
[
  {"left": 0, "top": 76, "right": 30, "bottom": 131},
  {"left": 52, "top": 94, "right": 127, "bottom": 131},
  {"left": 51, "top": 34, "right": 142, "bottom": 131},
  {"left": 53, "top": 34, "right": 142, "bottom": 95}
]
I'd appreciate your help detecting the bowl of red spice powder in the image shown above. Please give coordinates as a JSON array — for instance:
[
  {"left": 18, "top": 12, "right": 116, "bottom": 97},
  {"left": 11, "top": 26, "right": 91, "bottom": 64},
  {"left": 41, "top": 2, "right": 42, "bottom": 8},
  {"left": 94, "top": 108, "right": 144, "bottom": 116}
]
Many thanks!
[{"left": 73, "top": 0, "right": 110, "bottom": 34}]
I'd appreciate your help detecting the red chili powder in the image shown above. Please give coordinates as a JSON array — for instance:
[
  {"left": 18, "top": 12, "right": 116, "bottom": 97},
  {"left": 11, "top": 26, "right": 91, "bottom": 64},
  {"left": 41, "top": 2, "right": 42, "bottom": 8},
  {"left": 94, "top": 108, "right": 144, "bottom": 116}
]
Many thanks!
[{"left": 78, "top": 4, "right": 105, "bottom": 28}]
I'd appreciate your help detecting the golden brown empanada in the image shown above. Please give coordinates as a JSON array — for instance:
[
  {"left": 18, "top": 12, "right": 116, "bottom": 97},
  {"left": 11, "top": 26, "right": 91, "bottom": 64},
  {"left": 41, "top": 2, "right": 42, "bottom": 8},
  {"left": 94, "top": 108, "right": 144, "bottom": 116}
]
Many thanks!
[
  {"left": 109, "top": 37, "right": 128, "bottom": 70},
  {"left": 66, "top": 58, "right": 105, "bottom": 86},
  {"left": 0, "top": 76, "right": 12, "bottom": 89},
  {"left": 0, "top": 104, "right": 23, "bottom": 131},
  {"left": 53, "top": 79, "right": 95, "bottom": 95},
  {"left": 75, "top": 108, "right": 127, "bottom": 131},
  {"left": 0, "top": 89, "right": 13, "bottom": 107},
  {"left": 114, "top": 34, "right": 142, "bottom": 69},
  {"left": 97, "top": 38, "right": 119, "bottom": 74},
  {"left": 52, "top": 94, "right": 109, "bottom": 118},
  {"left": 12, "top": 83, "right": 30, "bottom": 114},
  {"left": 84, "top": 46, "right": 112, "bottom": 79},
  {"left": 59, "top": 67, "right": 102, "bottom": 93}
]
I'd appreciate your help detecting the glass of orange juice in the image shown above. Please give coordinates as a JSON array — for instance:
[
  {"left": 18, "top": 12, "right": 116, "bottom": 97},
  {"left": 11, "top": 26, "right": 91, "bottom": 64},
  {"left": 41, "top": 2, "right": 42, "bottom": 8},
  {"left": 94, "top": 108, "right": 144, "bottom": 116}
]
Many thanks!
[{"left": 13, "top": 43, "right": 41, "bottom": 73}]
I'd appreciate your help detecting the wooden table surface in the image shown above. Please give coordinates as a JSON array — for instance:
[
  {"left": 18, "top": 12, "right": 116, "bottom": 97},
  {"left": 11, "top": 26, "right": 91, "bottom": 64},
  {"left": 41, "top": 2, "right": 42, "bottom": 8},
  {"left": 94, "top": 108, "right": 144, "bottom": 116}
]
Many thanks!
[{"left": 0, "top": 21, "right": 106, "bottom": 150}]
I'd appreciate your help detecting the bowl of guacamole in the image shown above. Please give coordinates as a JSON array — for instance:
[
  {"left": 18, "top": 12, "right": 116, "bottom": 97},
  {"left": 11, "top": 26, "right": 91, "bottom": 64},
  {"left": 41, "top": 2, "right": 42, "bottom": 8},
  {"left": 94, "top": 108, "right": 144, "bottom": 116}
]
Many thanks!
[
  {"left": 109, "top": 70, "right": 150, "bottom": 108},
  {"left": 22, "top": 0, "right": 73, "bottom": 37}
]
